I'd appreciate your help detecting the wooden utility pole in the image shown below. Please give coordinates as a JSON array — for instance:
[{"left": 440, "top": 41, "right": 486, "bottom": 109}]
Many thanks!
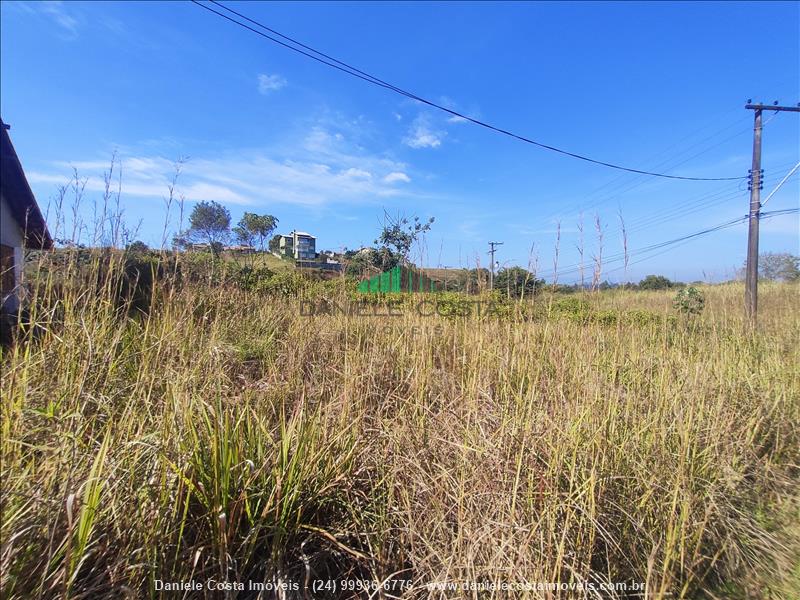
[
  {"left": 743, "top": 102, "right": 800, "bottom": 326},
  {"left": 488, "top": 241, "right": 503, "bottom": 290},
  {"left": 744, "top": 106, "right": 762, "bottom": 325}
]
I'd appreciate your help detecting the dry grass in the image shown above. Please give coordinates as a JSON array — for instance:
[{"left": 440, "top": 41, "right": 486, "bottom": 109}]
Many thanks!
[
  {"left": 1, "top": 250, "right": 798, "bottom": 599},
  {"left": 220, "top": 251, "right": 295, "bottom": 272}
]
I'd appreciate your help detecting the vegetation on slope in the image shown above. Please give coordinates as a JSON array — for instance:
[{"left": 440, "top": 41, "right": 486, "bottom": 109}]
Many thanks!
[{"left": 1, "top": 249, "right": 798, "bottom": 599}]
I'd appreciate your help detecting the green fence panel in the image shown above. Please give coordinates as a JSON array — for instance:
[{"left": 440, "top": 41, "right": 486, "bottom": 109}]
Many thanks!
[{"left": 358, "top": 265, "right": 440, "bottom": 294}]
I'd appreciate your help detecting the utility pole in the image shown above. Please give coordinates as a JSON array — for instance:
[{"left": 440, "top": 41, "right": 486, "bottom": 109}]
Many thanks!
[
  {"left": 744, "top": 101, "right": 800, "bottom": 326},
  {"left": 488, "top": 241, "right": 503, "bottom": 290},
  {"left": 744, "top": 106, "right": 762, "bottom": 326}
]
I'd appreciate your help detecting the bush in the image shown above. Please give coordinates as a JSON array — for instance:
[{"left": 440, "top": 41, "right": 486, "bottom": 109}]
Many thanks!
[
  {"left": 551, "top": 297, "right": 592, "bottom": 322},
  {"left": 260, "top": 270, "right": 307, "bottom": 296},
  {"left": 638, "top": 274, "right": 676, "bottom": 290},
  {"left": 431, "top": 291, "right": 474, "bottom": 319},
  {"left": 494, "top": 267, "right": 544, "bottom": 298},
  {"left": 593, "top": 309, "right": 619, "bottom": 325},
  {"left": 673, "top": 286, "right": 705, "bottom": 316},
  {"left": 230, "top": 265, "right": 275, "bottom": 292},
  {"left": 624, "top": 309, "right": 666, "bottom": 327}
]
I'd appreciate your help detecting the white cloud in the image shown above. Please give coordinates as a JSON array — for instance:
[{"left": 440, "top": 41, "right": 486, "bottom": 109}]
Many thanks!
[
  {"left": 343, "top": 168, "right": 372, "bottom": 179},
  {"left": 29, "top": 161, "right": 250, "bottom": 206},
  {"left": 43, "top": 2, "right": 78, "bottom": 35},
  {"left": 257, "top": 73, "right": 287, "bottom": 95},
  {"left": 383, "top": 172, "right": 411, "bottom": 184},
  {"left": 404, "top": 115, "right": 444, "bottom": 149},
  {"left": 28, "top": 126, "right": 427, "bottom": 209},
  {"left": 438, "top": 96, "right": 477, "bottom": 125}
]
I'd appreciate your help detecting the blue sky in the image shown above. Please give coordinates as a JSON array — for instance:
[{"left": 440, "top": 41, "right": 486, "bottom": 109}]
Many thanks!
[{"left": 2, "top": 0, "right": 798, "bottom": 282}]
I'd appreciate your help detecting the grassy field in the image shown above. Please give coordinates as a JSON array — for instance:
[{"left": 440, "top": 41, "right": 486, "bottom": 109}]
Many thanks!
[
  {"left": 1, "top": 252, "right": 798, "bottom": 599},
  {"left": 219, "top": 251, "right": 297, "bottom": 272}
]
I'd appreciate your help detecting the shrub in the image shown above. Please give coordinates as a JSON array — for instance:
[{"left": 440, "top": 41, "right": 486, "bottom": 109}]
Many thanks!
[
  {"left": 551, "top": 297, "right": 592, "bottom": 322},
  {"left": 432, "top": 291, "right": 474, "bottom": 319},
  {"left": 230, "top": 265, "right": 275, "bottom": 292},
  {"left": 673, "top": 286, "right": 705, "bottom": 316},
  {"left": 624, "top": 309, "right": 665, "bottom": 327},
  {"left": 494, "top": 266, "right": 544, "bottom": 298},
  {"left": 638, "top": 274, "right": 675, "bottom": 290},
  {"left": 260, "top": 270, "right": 307, "bottom": 296},
  {"left": 593, "top": 309, "right": 619, "bottom": 325}
]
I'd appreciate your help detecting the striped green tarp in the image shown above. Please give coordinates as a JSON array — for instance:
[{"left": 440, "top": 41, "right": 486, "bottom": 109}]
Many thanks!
[{"left": 357, "top": 265, "right": 438, "bottom": 293}]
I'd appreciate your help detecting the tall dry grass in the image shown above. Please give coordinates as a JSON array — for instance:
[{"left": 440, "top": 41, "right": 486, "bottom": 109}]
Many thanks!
[{"left": 1, "top": 247, "right": 798, "bottom": 599}]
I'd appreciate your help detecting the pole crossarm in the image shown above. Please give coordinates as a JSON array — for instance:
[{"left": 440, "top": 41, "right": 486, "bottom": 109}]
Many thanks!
[{"left": 745, "top": 104, "right": 800, "bottom": 112}]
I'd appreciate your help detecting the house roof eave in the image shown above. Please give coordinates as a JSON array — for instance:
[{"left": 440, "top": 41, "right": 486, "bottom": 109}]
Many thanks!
[{"left": 1, "top": 119, "right": 53, "bottom": 249}]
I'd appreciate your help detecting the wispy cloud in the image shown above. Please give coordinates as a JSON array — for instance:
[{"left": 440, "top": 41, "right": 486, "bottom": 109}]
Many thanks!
[
  {"left": 257, "top": 73, "right": 287, "bottom": 95},
  {"left": 403, "top": 114, "right": 445, "bottom": 149},
  {"left": 512, "top": 225, "right": 580, "bottom": 236},
  {"left": 343, "top": 168, "right": 372, "bottom": 179},
  {"left": 14, "top": 1, "right": 80, "bottom": 39},
  {"left": 438, "top": 96, "right": 479, "bottom": 125},
  {"left": 384, "top": 172, "right": 411, "bottom": 184},
  {"left": 457, "top": 219, "right": 481, "bottom": 242},
  {"left": 27, "top": 126, "right": 428, "bottom": 209}
]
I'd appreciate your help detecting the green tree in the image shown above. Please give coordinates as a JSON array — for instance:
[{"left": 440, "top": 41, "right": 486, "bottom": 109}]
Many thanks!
[
  {"left": 638, "top": 274, "right": 674, "bottom": 290},
  {"left": 345, "top": 247, "right": 399, "bottom": 277},
  {"left": 232, "top": 212, "right": 279, "bottom": 251},
  {"left": 375, "top": 212, "right": 434, "bottom": 265},
  {"left": 494, "top": 266, "right": 544, "bottom": 298},
  {"left": 757, "top": 252, "right": 800, "bottom": 282},
  {"left": 182, "top": 201, "right": 231, "bottom": 255},
  {"left": 125, "top": 240, "right": 150, "bottom": 254},
  {"left": 268, "top": 234, "right": 282, "bottom": 254}
]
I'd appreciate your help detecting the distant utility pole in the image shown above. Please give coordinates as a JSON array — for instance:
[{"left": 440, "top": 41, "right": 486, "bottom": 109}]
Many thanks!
[
  {"left": 744, "top": 101, "right": 800, "bottom": 326},
  {"left": 488, "top": 241, "right": 503, "bottom": 290}
]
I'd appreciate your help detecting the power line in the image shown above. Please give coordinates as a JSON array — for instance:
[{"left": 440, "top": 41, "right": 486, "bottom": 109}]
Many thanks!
[
  {"left": 540, "top": 111, "right": 798, "bottom": 227},
  {"left": 761, "top": 160, "right": 800, "bottom": 207},
  {"left": 551, "top": 217, "right": 746, "bottom": 278},
  {"left": 540, "top": 166, "right": 793, "bottom": 242},
  {"left": 538, "top": 114, "right": 753, "bottom": 225},
  {"left": 518, "top": 170, "right": 785, "bottom": 248},
  {"left": 761, "top": 207, "right": 800, "bottom": 218},
  {"left": 623, "top": 169, "right": 792, "bottom": 233},
  {"left": 534, "top": 208, "right": 798, "bottom": 280},
  {"left": 191, "top": 0, "right": 746, "bottom": 182},
  {"left": 601, "top": 207, "right": 800, "bottom": 278}
]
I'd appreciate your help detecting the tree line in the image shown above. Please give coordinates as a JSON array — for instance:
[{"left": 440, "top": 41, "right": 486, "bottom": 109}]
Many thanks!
[
  {"left": 171, "top": 201, "right": 278, "bottom": 256},
  {"left": 131, "top": 200, "right": 800, "bottom": 291}
]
